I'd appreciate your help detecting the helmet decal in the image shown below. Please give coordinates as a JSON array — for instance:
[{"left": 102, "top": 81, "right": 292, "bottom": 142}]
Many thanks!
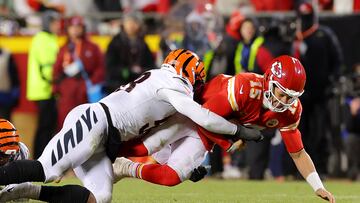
[{"left": 271, "top": 61, "right": 283, "bottom": 79}]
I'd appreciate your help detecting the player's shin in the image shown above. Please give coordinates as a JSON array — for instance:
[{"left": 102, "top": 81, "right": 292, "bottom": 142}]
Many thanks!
[
  {"left": 113, "top": 157, "right": 181, "bottom": 186},
  {"left": 0, "top": 160, "right": 45, "bottom": 185}
]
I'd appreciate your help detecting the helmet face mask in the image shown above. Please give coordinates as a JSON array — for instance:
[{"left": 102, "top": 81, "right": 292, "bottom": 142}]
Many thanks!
[
  {"left": 264, "top": 79, "right": 302, "bottom": 112},
  {"left": 162, "top": 49, "right": 206, "bottom": 85},
  {"left": 0, "top": 152, "right": 13, "bottom": 166},
  {"left": 263, "top": 55, "right": 306, "bottom": 112}
]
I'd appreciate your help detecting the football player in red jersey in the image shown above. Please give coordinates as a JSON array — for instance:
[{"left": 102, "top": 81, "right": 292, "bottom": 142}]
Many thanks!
[{"left": 113, "top": 55, "right": 335, "bottom": 202}]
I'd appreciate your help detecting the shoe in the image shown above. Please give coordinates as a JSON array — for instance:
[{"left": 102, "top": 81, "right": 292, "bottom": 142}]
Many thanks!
[
  {"left": 0, "top": 182, "right": 39, "bottom": 202},
  {"left": 222, "top": 165, "right": 242, "bottom": 179},
  {"left": 113, "top": 157, "right": 134, "bottom": 183}
]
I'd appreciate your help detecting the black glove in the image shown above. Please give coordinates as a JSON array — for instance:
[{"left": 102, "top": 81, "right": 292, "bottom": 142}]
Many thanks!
[
  {"left": 189, "top": 166, "right": 208, "bottom": 182},
  {"left": 234, "top": 125, "right": 263, "bottom": 142}
]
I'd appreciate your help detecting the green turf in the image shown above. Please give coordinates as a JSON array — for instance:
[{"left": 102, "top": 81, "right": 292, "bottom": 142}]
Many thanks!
[{"left": 31, "top": 177, "right": 360, "bottom": 203}]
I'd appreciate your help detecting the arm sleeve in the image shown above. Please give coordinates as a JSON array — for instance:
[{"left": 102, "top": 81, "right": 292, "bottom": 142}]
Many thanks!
[
  {"left": 280, "top": 129, "right": 304, "bottom": 153},
  {"left": 157, "top": 88, "right": 237, "bottom": 135}
]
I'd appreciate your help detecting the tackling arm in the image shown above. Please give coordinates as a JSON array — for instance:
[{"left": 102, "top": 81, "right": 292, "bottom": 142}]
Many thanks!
[{"left": 157, "top": 88, "right": 237, "bottom": 135}]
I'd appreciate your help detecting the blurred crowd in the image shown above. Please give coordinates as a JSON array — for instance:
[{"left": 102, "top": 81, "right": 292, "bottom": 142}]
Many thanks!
[{"left": 1, "top": 0, "right": 360, "bottom": 182}]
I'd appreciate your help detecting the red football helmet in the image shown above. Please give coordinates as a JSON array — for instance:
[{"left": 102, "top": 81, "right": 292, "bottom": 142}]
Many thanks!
[{"left": 263, "top": 55, "right": 306, "bottom": 112}]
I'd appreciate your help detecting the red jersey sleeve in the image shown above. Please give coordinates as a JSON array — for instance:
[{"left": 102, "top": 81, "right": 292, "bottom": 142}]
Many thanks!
[
  {"left": 280, "top": 129, "right": 304, "bottom": 153},
  {"left": 279, "top": 100, "right": 304, "bottom": 153}
]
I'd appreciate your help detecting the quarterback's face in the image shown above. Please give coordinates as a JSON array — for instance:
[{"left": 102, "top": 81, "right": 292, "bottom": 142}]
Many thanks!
[{"left": 272, "top": 87, "right": 294, "bottom": 107}]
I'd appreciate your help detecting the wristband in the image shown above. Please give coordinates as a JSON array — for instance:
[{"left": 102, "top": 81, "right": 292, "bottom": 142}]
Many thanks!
[{"left": 306, "top": 172, "right": 324, "bottom": 191}]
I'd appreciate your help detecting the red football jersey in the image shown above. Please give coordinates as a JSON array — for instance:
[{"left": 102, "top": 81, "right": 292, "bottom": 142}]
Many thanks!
[{"left": 198, "top": 73, "right": 304, "bottom": 153}]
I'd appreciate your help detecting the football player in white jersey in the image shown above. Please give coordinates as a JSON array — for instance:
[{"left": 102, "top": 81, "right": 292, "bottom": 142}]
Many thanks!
[{"left": 0, "top": 49, "right": 262, "bottom": 203}]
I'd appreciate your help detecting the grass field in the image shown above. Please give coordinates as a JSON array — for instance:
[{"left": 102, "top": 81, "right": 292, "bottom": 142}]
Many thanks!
[{"left": 31, "top": 177, "right": 360, "bottom": 203}]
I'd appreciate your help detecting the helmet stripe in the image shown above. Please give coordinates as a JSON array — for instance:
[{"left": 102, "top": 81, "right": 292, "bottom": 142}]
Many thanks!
[
  {"left": 174, "top": 49, "right": 187, "bottom": 60},
  {"left": 0, "top": 128, "right": 16, "bottom": 133},
  {"left": 0, "top": 142, "right": 19, "bottom": 148},
  {"left": 182, "top": 55, "right": 195, "bottom": 77},
  {"left": 0, "top": 135, "right": 19, "bottom": 140}
]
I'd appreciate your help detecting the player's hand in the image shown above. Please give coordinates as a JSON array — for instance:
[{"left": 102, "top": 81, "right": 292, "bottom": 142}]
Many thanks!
[
  {"left": 189, "top": 166, "right": 208, "bottom": 182},
  {"left": 316, "top": 188, "right": 335, "bottom": 203},
  {"left": 235, "top": 125, "right": 263, "bottom": 142},
  {"left": 226, "top": 139, "right": 246, "bottom": 153}
]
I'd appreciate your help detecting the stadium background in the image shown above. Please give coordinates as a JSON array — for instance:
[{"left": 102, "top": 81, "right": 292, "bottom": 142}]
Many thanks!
[{"left": 1, "top": 0, "right": 360, "bottom": 202}]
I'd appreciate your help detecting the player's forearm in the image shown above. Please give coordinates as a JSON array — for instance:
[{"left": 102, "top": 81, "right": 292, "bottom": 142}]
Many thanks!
[
  {"left": 291, "top": 149, "right": 325, "bottom": 191},
  {"left": 160, "top": 89, "right": 237, "bottom": 135},
  {"left": 291, "top": 149, "right": 315, "bottom": 178}
]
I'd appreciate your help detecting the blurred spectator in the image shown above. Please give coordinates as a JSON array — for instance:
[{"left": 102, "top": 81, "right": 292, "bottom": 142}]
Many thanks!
[
  {"left": 62, "top": 0, "right": 98, "bottom": 32},
  {"left": 53, "top": 16, "right": 105, "bottom": 126},
  {"left": 0, "top": 0, "right": 14, "bottom": 15},
  {"left": 0, "top": 48, "right": 19, "bottom": 120},
  {"left": 104, "top": 12, "right": 154, "bottom": 93},
  {"left": 159, "top": 10, "right": 212, "bottom": 72},
  {"left": 293, "top": 1, "right": 344, "bottom": 177},
  {"left": 344, "top": 63, "right": 360, "bottom": 181},
  {"left": 205, "top": 10, "right": 244, "bottom": 79},
  {"left": 183, "top": 11, "right": 212, "bottom": 59},
  {"left": 94, "top": 0, "right": 122, "bottom": 12},
  {"left": 26, "top": 11, "right": 61, "bottom": 159},
  {"left": 228, "top": 17, "right": 273, "bottom": 75}
]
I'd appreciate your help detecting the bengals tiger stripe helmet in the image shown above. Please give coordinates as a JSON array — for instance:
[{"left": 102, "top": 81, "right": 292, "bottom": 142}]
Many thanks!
[
  {"left": 0, "top": 119, "right": 20, "bottom": 165},
  {"left": 163, "top": 49, "right": 206, "bottom": 85}
]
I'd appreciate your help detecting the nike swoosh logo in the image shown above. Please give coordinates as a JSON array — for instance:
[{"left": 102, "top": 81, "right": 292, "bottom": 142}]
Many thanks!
[
  {"left": 239, "top": 85, "right": 244, "bottom": 94},
  {"left": 6, "top": 187, "right": 14, "bottom": 193}
]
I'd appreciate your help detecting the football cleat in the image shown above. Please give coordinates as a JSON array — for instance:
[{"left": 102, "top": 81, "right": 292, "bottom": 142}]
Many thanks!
[
  {"left": 112, "top": 157, "right": 134, "bottom": 183},
  {"left": 0, "top": 182, "right": 39, "bottom": 202}
]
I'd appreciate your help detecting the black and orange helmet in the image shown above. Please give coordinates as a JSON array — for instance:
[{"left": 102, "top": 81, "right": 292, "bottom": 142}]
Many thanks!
[
  {"left": 0, "top": 119, "right": 20, "bottom": 156},
  {"left": 163, "top": 49, "right": 206, "bottom": 85}
]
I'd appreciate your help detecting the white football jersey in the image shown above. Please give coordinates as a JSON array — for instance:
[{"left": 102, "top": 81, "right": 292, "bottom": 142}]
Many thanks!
[{"left": 100, "top": 68, "right": 193, "bottom": 141}]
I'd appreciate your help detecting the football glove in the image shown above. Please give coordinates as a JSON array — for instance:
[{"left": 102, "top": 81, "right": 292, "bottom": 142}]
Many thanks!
[
  {"left": 189, "top": 166, "right": 208, "bottom": 182},
  {"left": 234, "top": 125, "right": 263, "bottom": 142}
]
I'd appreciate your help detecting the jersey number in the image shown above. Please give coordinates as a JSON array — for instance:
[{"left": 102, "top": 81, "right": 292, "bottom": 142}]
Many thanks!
[
  {"left": 118, "top": 72, "right": 151, "bottom": 93},
  {"left": 139, "top": 116, "right": 171, "bottom": 136},
  {"left": 249, "top": 80, "right": 262, "bottom": 100}
]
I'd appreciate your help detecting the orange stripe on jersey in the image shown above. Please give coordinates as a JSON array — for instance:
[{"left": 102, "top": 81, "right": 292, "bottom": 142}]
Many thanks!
[{"left": 227, "top": 77, "right": 239, "bottom": 111}]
